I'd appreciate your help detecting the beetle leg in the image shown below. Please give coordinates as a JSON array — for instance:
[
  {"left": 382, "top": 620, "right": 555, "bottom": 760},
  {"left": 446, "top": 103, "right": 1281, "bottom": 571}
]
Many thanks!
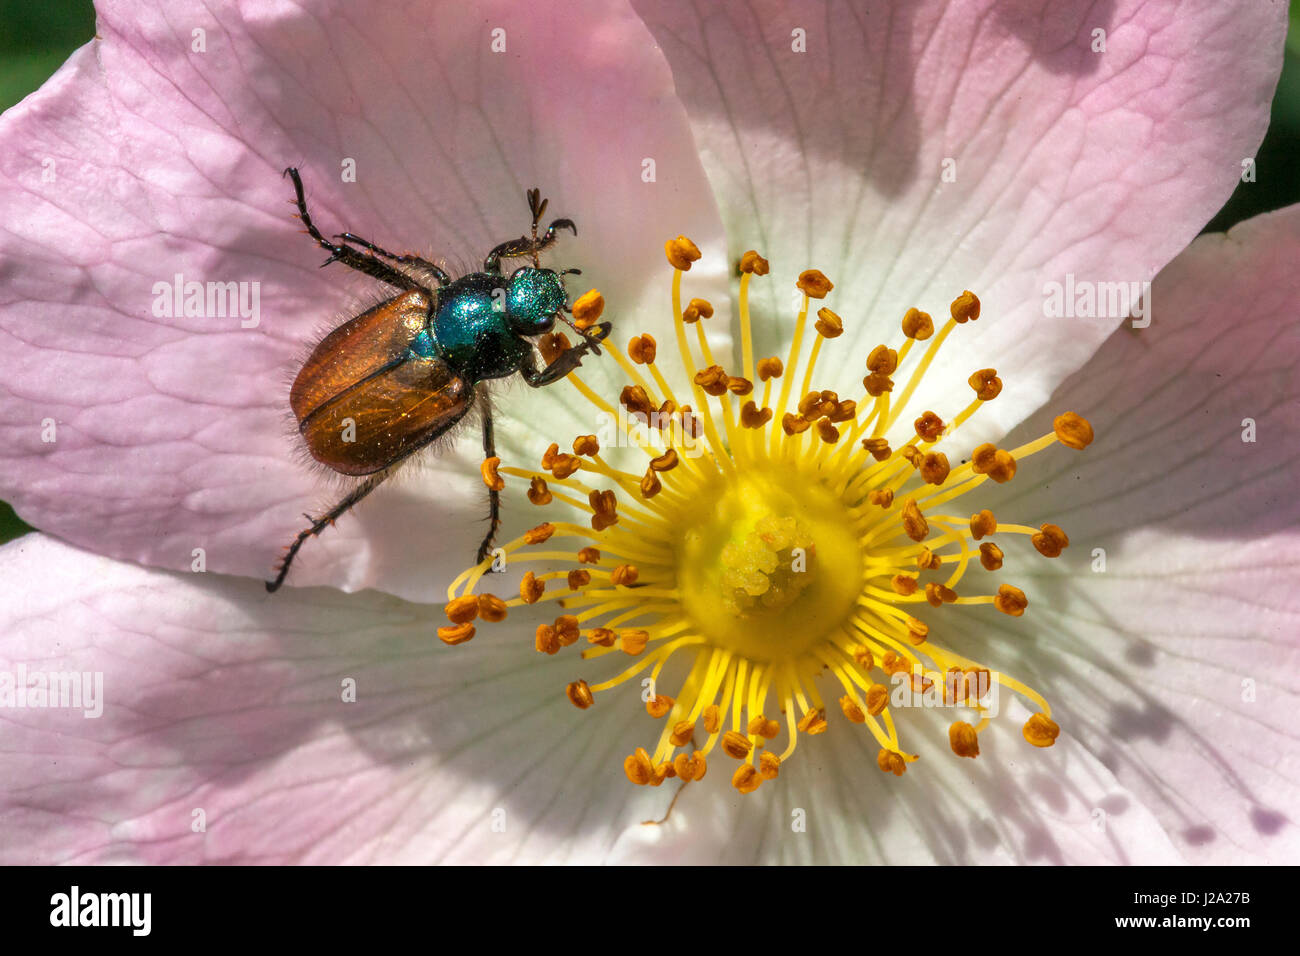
[
  {"left": 334, "top": 232, "right": 452, "bottom": 288},
  {"left": 582, "top": 320, "right": 613, "bottom": 349},
  {"left": 522, "top": 321, "right": 612, "bottom": 387},
  {"left": 283, "top": 167, "right": 422, "bottom": 291},
  {"left": 521, "top": 351, "right": 570, "bottom": 388},
  {"left": 265, "top": 469, "right": 392, "bottom": 593},
  {"left": 482, "top": 221, "right": 577, "bottom": 272},
  {"left": 534, "top": 218, "right": 577, "bottom": 258},
  {"left": 483, "top": 234, "right": 534, "bottom": 274},
  {"left": 477, "top": 396, "right": 503, "bottom": 567},
  {"left": 525, "top": 193, "right": 578, "bottom": 251},
  {"left": 483, "top": 187, "right": 577, "bottom": 272}
]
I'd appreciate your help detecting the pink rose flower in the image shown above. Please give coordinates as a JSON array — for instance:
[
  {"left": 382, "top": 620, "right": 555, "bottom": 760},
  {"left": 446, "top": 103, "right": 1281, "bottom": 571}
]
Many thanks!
[{"left": 0, "top": 0, "right": 1293, "bottom": 863}]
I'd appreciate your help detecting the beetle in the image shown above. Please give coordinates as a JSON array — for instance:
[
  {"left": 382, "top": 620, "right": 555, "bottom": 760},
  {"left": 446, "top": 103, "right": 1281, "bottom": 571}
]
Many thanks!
[{"left": 266, "top": 167, "right": 610, "bottom": 593}]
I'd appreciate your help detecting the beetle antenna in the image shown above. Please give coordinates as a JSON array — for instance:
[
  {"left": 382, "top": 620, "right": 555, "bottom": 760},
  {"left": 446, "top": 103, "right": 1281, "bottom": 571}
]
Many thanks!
[{"left": 527, "top": 188, "right": 549, "bottom": 269}]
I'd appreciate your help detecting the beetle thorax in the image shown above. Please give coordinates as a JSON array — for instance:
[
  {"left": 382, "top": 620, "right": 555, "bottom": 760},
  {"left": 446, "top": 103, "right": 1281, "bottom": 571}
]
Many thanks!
[{"left": 430, "top": 272, "right": 533, "bottom": 382}]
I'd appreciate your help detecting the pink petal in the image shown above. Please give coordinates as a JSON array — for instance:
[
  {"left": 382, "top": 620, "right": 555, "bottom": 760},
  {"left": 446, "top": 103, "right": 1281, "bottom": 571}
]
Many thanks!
[
  {"left": 611, "top": 699, "right": 1184, "bottom": 864},
  {"left": 0, "top": 0, "right": 726, "bottom": 600},
  {"left": 1, "top": 534, "right": 1185, "bottom": 864},
  {"left": 971, "top": 203, "right": 1300, "bottom": 863},
  {"left": 0, "top": 534, "right": 685, "bottom": 864},
  {"left": 630, "top": 0, "right": 1286, "bottom": 443}
]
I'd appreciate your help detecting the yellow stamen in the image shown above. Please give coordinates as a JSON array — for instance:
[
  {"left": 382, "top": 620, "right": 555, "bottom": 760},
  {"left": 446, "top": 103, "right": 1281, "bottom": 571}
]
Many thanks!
[{"left": 444, "top": 245, "right": 1091, "bottom": 794}]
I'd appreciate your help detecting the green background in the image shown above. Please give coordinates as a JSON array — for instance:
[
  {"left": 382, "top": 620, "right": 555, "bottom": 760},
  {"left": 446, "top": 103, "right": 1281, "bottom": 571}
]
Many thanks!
[{"left": 1, "top": 0, "right": 1298, "bottom": 545}]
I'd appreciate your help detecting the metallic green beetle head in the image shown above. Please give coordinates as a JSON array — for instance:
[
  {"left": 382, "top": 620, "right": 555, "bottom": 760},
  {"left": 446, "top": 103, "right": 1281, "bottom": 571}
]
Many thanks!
[{"left": 505, "top": 267, "right": 567, "bottom": 337}]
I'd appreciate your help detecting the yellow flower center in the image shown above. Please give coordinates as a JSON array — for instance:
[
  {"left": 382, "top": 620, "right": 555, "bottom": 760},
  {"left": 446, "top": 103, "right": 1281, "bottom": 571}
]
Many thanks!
[
  {"left": 679, "top": 467, "right": 861, "bottom": 663},
  {"left": 444, "top": 238, "right": 1092, "bottom": 795}
]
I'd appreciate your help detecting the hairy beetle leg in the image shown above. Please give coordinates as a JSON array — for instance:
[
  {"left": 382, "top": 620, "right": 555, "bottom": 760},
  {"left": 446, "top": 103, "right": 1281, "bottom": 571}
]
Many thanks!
[
  {"left": 333, "top": 231, "right": 452, "bottom": 288},
  {"left": 476, "top": 396, "right": 503, "bottom": 568},
  {"left": 482, "top": 219, "right": 577, "bottom": 274},
  {"left": 266, "top": 469, "right": 392, "bottom": 592},
  {"left": 283, "top": 167, "right": 422, "bottom": 291},
  {"left": 484, "top": 187, "right": 577, "bottom": 273}
]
